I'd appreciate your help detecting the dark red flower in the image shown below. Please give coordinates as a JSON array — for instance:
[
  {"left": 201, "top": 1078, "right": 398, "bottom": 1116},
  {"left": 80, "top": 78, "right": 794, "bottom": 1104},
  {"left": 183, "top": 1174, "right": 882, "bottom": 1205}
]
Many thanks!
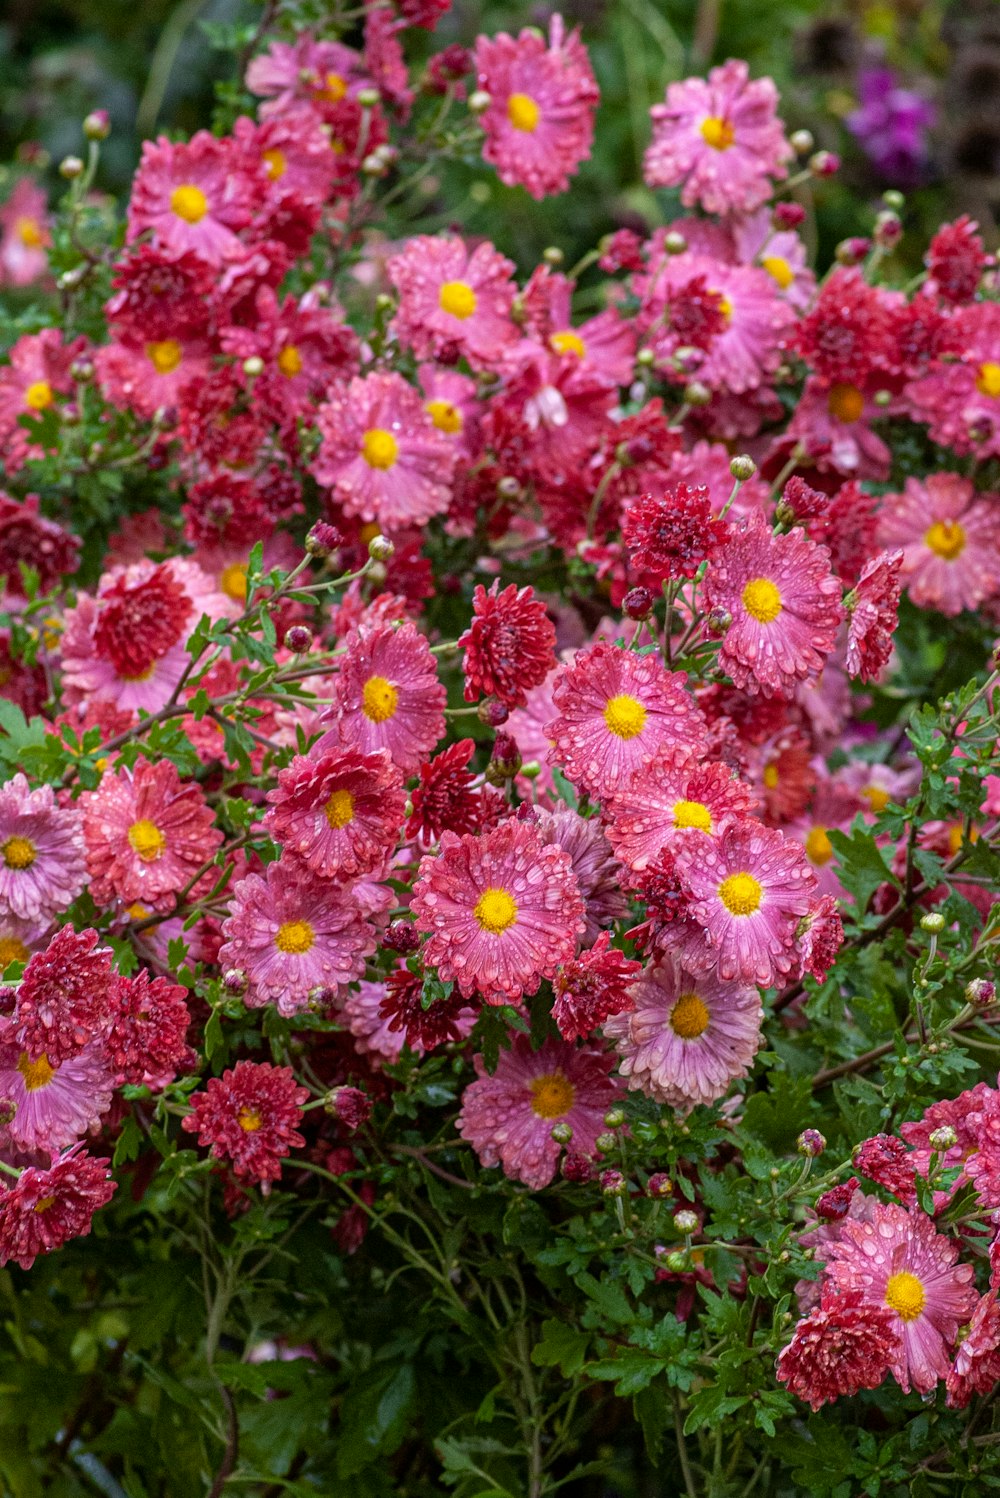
[
  {"left": 182, "top": 1061, "right": 308, "bottom": 1187},
  {"left": 622, "top": 483, "right": 727, "bottom": 583},
  {"left": 459, "top": 581, "right": 557, "bottom": 708},
  {"left": 15, "top": 925, "right": 115, "bottom": 1066},
  {"left": 106, "top": 243, "right": 215, "bottom": 345},
  {"left": 552, "top": 933, "right": 641, "bottom": 1042},
  {"left": 599, "top": 229, "right": 644, "bottom": 274},
  {"left": 327, "top": 1085, "right": 372, "bottom": 1131},
  {"left": 0, "top": 493, "right": 80, "bottom": 596},
  {"left": 625, "top": 850, "right": 691, "bottom": 955},
  {"left": 846, "top": 550, "right": 902, "bottom": 682},
  {"left": 379, "top": 965, "right": 470, "bottom": 1050},
  {"left": 852, "top": 1133, "right": 917, "bottom": 1206},
  {"left": 797, "top": 895, "right": 844, "bottom": 982},
  {"left": 92, "top": 565, "right": 192, "bottom": 679},
  {"left": 407, "top": 739, "right": 501, "bottom": 847},
  {"left": 926, "top": 215, "right": 986, "bottom": 305},
  {"left": 815, "top": 1177, "right": 860, "bottom": 1221},
  {"left": 777, "top": 1291, "right": 897, "bottom": 1410},
  {"left": 105, "top": 969, "right": 194, "bottom": 1088},
  {"left": 0, "top": 1146, "right": 117, "bottom": 1269},
  {"left": 795, "top": 268, "right": 894, "bottom": 386},
  {"left": 182, "top": 472, "right": 273, "bottom": 550}
]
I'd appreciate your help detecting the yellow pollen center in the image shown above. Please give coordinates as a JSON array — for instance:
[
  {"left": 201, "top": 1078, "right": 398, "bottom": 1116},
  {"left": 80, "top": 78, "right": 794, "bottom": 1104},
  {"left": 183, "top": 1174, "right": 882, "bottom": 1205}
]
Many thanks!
[
  {"left": 361, "top": 427, "right": 399, "bottom": 470},
  {"left": 16, "top": 217, "right": 44, "bottom": 248},
  {"left": 362, "top": 675, "right": 399, "bottom": 723},
  {"left": 321, "top": 71, "right": 348, "bottom": 103},
  {"left": 24, "top": 380, "right": 53, "bottom": 411},
  {"left": 924, "top": 520, "right": 966, "bottom": 560},
  {"left": 238, "top": 1107, "right": 263, "bottom": 1132},
  {"left": 717, "top": 293, "right": 733, "bottom": 322},
  {"left": 127, "top": 903, "right": 150, "bottom": 920},
  {"left": 359, "top": 521, "right": 381, "bottom": 545},
  {"left": 976, "top": 362, "right": 1000, "bottom": 398},
  {"left": 34, "top": 1195, "right": 56, "bottom": 1213},
  {"left": 761, "top": 255, "right": 794, "bottom": 290},
  {"left": 741, "top": 577, "right": 782, "bottom": 624},
  {"left": 1, "top": 836, "right": 36, "bottom": 870},
  {"left": 884, "top": 1270, "right": 925, "bottom": 1322},
  {"left": 275, "top": 919, "right": 315, "bottom": 954},
  {"left": 530, "top": 1072, "right": 576, "bottom": 1118},
  {"left": 325, "top": 788, "right": 355, "bottom": 828},
  {"left": 17, "top": 1051, "right": 55, "bottom": 1091},
  {"left": 474, "top": 886, "right": 518, "bottom": 935},
  {"left": 220, "top": 561, "right": 248, "bottom": 602},
  {"left": 425, "top": 399, "right": 463, "bottom": 433},
  {"left": 805, "top": 825, "right": 834, "bottom": 866},
  {"left": 262, "top": 147, "right": 287, "bottom": 180},
  {"left": 827, "top": 382, "right": 866, "bottom": 424},
  {"left": 670, "top": 991, "right": 711, "bottom": 1039},
  {"left": 0, "top": 936, "right": 28, "bottom": 967},
  {"left": 673, "top": 799, "right": 713, "bottom": 833},
  {"left": 763, "top": 763, "right": 779, "bottom": 790},
  {"left": 277, "top": 344, "right": 303, "bottom": 377},
  {"left": 507, "top": 92, "right": 541, "bottom": 132},
  {"left": 146, "top": 339, "right": 183, "bottom": 375},
  {"left": 863, "top": 784, "right": 890, "bottom": 813},
  {"left": 438, "top": 280, "right": 478, "bottom": 319},
  {"left": 718, "top": 871, "right": 763, "bottom": 916},
  {"left": 603, "top": 693, "right": 647, "bottom": 740},
  {"left": 169, "top": 184, "right": 209, "bottom": 224},
  {"left": 550, "top": 330, "right": 587, "bottom": 358},
  {"left": 700, "top": 115, "right": 735, "bottom": 150},
  {"left": 127, "top": 819, "right": 166, "bottom": 863}
]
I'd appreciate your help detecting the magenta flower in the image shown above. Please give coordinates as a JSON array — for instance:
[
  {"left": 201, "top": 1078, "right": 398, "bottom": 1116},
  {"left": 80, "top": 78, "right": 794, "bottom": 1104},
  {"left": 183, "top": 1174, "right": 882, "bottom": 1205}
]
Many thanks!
[
  {"left": 388, "top": 235, "right": 519, "bottom": 369},
  {"left": 0, "top": 774, "right": 86, "bottom": 923},
  {"left": 877, "top": 473, "right": 1000, "bottom": 617},
  {"left": 127, "top": 132, "right": 257, "bottom": 265},
  {"left": 330, "top": 619, "right": 446, "bottom": 775},
  {"left": 0, "top": 1038, "right": 114, "bottom": 1154},
  {"left": 531, "top": 807, "right": 629, "bottom": 945},
  {"left": 0, "top": 1146, "right": 116, "bottom": 1270},
  {"left": 264, "top": 746, "right": 406, "bottom": 879},
  {"left": 906, "top": 303, "right": 1000, "bottom": 460},
  {"left": 604, "top": 745, "right": 757, "bottom": 873}
]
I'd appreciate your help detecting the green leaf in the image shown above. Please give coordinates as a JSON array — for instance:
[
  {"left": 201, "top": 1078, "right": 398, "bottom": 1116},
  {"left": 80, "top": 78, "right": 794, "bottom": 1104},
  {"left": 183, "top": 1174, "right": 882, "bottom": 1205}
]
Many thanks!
[{"left": 531, "top": 1319, "right": 589, "bottom": 1378}]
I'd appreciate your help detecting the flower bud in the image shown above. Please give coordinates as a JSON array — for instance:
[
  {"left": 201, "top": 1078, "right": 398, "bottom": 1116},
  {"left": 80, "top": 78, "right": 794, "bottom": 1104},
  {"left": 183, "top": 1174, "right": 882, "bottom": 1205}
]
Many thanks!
[
  {"left": 966, "top": 978, "right": 996, "bottom": 1008},
  {"left": 920, "top": 912, "right": 945, "bottom": 933},
  {"left": 550, "top": 1120, "right": 573, "bottom": 1144},
  {"left": 730, "top": 454, "right": 757, "bottom": 482},
  {"left": 873, "top": 389, "right": 892, "bottom": 407},
  {"left": 305, "top": 520, "right": 343, "bottom": 558},
  {"left": 485, "top": 732, "right": 522, "bottom": 784},
  {"left": 673, "top": 1209, "right": 699, "bottom": 1234},
  {"left": 835, "top": 236, "right": 871, "bottom": 266},
  {"left": 635, "top": 346, "right": 656, "bottom": 367},
  {"left": 222, "top": 968, "right": 248, "bottom": 995},
  {"left": 928, "top": 1125, "right": 958, "bottom": 1151},
  {"left": 357, "top": 86, "right": 381, "bottom": 108},
  {"left": 383, "top": 921, "right": 420, "bottom": 955},
  {"left": 600, "top": 1169, "right": 627, "bottom": 1196},
  {"left": 682, "top": 380, "right": 712, "bottom": 407},
  {"left": 361, "top": 153, "right": 387, "bottom": 177},
  {"left": 59, "top": 155, "right": 84, "bottom": 179},
  {"left": 242, "top": 355, "right": 264, "bottom": 378},
  {"left": 468, "top": 90, "right": 492, "bottom": 114},
  {"left": 663, "top": 1249, "right": 689, "bottom": 1272},
  {"left": 706, "top": 606, "right": 731, "bottom": 635},
  {"left": 368, "top": 533, "right": 394, "bottom": 563},
  {"left": 874, "top": 210, "right": 902, "bottom": 249},
  {"left": 809, "top": 150, "right": 840, "bottom": 177},
  {"left": 83, "top": 109, "right": 111, "bottom": 141},
  {"left": 497, "top": 475, "right": 521, "bottom": 500},
  {"left": 326, "top": 1085, "right": 372, "bottom": 1130},
  {"left": 790, "top": 128, "right": 814, "bottom": 155},
  {"left": 603, "top": 1107, "right": 625, "bottom": 1129},
  {"left": 882, "top": 189, "right": 905, "bottom": 210},
  {"left": 663, "top": 230, "right": 688, "bottom": 255},
  {"left": 285, "top": 624, "right": 313, "bottom": 654},
  {"left": 542, "top": 246, "right": 564, "bottom": 266},
  {"left": 0, "top": 1097, "right": 15, "bottom": 1127},
  {"left": 595, "top": 1131, "right": 618, "bottom": 1153},
  {"left": 478, "top": 697, "right": 509, "bottom": 727},
  {"left": 646, "top": 1172, "right": 673, "bottom": 1198},
  {"left": 622, "top": 586, "right": 654, "bottom": 621},
  {"left": 773, "top": 200, "right": 806, "bottom": 229},
  {"left": 797, "top": 1128, "right": 826, "bottom": 1157}
]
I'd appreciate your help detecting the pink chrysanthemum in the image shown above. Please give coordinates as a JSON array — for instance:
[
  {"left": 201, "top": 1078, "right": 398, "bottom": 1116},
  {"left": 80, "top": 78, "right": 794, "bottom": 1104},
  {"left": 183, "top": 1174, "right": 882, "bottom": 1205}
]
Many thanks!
[
  {"left": 14, "top": 925, "right": 115, "bottom": 1067},
  {"left": 546, "top": 641, "right": 707, "bottom": 800},
  {"left": 644, "top": 61, "right": 792, "bottom": 214},
  {"left": 182, "top": 1060, "right": 309, "bottom": 1187},
  {"left": 531, "top": 807, "right": 629, "bottom": 944},
  {"left": 795, "top": 894, "right": 844, "bottom": 983},
  {"left": 674, "top": 820, "right": 816, "bottom": 988},
  {"left": 900, "top": 1083, "right": 994, "bottom": 1198},
  {"left": 786, "top": 376, "right": 891, "bottom": 482},
  {"left": 219, "top": 860, "right": 375, "bottom": 1015},
  {"left": 411, "top": 819, "right": 585, "bottom": 1006},
  {"left": 552, "top": 933, "right": 641, "bottom": 1042},
  {"left": 313, "top": 372, "right": 456, "bottom": 531},
  {"left": 330, "top": 620, "right": 446, "bottom": 775},
  {"left": 105, "top": 970, "right": 193, "bottom": 1089},
  {"left": 703, "top": 512, "right": 843, "bottom": 699},
  {"left": 823, "top": 1201, "right": 977, "bottom": 1396},
  {"left": 0, "top": 1037, "right": 114, "bottom": 1153},
  {"left": 340, "top": 979, "right": 413, "bottom": 1067},
  {"left": 245, "top": 31, "right": 368, "bottom": 119},
  {"left": 0, "top": 329, "right": 81, "bottom": 472},
  {"left": 0, "top": 1146, "right": 116, "bottom": 1270},
  {"left": 457, "top": 1033, "right": 619, "bottom": 1189},
  {"left": 906, "top": 303, "right": 1000, "bottom": 459},
  {"left": 473, "top": 16, "right": 599, "bottom": 200},
  {"left": 926, "top": 216, "right": 986, "bottom": 305},
  {"left": 845, "top": 550, "right": 903, "bottom": 681},
  {"left": 82, "top": 759, "right": 222, "bottom": 914},
  {"left": 0, "top": 179, "right": 50, "bottom": 289},
  {"left": 604, "top": 955, "right": 762, "bottom": 1109},
  {"left": 776, "top": 1291, "right": 899, "bottom": 1411},
  {"left": 0, "top": 774, "right": 86, "bottom": 923},
  {"left": 947, "top": 1289, "right": 1000, "bottom": 1407},
  {"left": 388, "top": 235, "right": 519, "bottom": 369},
  {"left": 604, "top": 745, "right": 756, "bottom": 873},
  {"left": 458, "top": 582, "right": 557, "bottom": 708},
  {"left": 127, "top": 132, "right": 257, "bottom": 264},
  {"left": 264, "top": 747, "right": 405, "bottom": 879},
  {"left": 877, "top": 473, "right": 1000, "bottom": 617}
]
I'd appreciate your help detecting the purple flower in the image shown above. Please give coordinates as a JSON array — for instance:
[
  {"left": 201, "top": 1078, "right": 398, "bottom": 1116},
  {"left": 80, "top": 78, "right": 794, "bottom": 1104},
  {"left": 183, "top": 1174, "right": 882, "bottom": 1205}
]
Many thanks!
[{"left": 847, "top": 67, "right": 934, "bottom": 187}]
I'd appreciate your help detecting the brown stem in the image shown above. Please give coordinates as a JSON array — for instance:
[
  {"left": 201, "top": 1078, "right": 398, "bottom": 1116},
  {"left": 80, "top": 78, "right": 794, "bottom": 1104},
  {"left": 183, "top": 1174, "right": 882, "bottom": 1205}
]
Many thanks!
[{"left": 207, "top": 1385, "right": 239, "bottom": 1498}]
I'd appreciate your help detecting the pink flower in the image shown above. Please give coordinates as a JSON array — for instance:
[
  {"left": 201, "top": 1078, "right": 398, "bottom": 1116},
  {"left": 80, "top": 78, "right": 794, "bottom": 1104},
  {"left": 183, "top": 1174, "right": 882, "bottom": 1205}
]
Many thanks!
[
  {"left": 458, "top": 582, "right": 557, "bottom": 708},
  {"left": 314, "top": 372, "right": 456, "bottom": 530},
  {"left": 264, "top": 747, "right": 406, "bottom": 879},
  {"left": 531, "top": 807, "right": 629, "bottom": 944},
  {"left": 604, "top": 955, "right": 762, "bottom": 1108},
  {"left": 339, "top": 979, "right": 413, "bottom": 1067},
  {"left": 411, "top": 819, "right": 585, "bottom": 1006},
  {"left": 777, "top": 1291, "right": 899, "bottom": 1410},
  {"left": 947, "top": 1290, "right": 1000, "bottom": 1407},
  {"left": 0, "top": 1039, "right": 114, "bottom": 1154},
  {"left": 13, "top": 925, "right": 115, "bottom": 1067},
  {"left": 877, "top": 473, "right": 1000, "bottom": 616},
  {"left": 330, "top": 620, "right": 446, "bottom": 774},
  {"left": 388, "top": 235, "right": 519, "bottom": 369},
  {"left": 786, "top": 376, "right": 891, "bottom": 482},
  {"left": 521, "top": 266, "right": 636, "bottom": 386},
  {"left": 846, "top": 550, "right": 903, "bottom": 681},
  {"left": 94, "top": 337, "right": 211, "bottom": 423},
  {"left": 0, "top": 179, "right": 50, "bottom": 288},
  {"left": 473, "top": 16, "right": 599, "bottom": 199},
  {"left": 182, "top": 1060, "right": 309, "bottom": 1187},
  {"left": 245, "top": 31, "right": 368, "bottom": 119},
  {"left": 900, "top": 1083, "right": 994, "bottom": 1200},
  {"left": 604, "top": 745, "right": 756, "bottom": 873},
  {"left": 0, "top": 774, "right": 86, "bottom": 922},
  {"left": 0, "top": 1146, "right": 116, "bottom": 1270},
  {"left": 0, "top": 330, "right": 81, "bottom": 472},
  {"left": 418, "top": 364, "right": 482, "bottom": 457},
  {"left": 906, "top": 303, "right": 1000, "bottom": 459},
  {"left": 731, "top": 207, "right": 815, "bottom": 311},
  {"left": 644, "top": 61, "right": 792, "bottom": 214},
  {"left": 457, "top": 1033, "right": 620, "bottom": 1188},
  {"left": 127, "top": 132, "right": 258, "bottom": 264}
]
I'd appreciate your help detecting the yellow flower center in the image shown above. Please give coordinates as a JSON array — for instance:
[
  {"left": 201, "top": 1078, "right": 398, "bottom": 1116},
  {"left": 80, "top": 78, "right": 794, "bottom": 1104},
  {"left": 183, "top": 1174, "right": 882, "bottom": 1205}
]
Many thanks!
[
  {"left": 277, "top": 344, "right": 303, "bottom": 377},
  {"left": 128, "top": 903, "right": 150, "bottom": 920},
  {"left": 119, "top": 663, "right": 157, "bottom": 684},
  {"left": 262, "top": 147, "right": 287, "bottom": 180},
  {"left": 762, "top": 763, "right": 779, "bottom": 790},
  {"left": 34, "top": 1195, "right": 56, "bottom": 1213},
  {"left": 325, "top": 788, "right": 355, "bottom": 828},
  {"left": 673, "top": 800, "right": 713, "bottom": 833},
  {"left": 438, "top": 280, "right": 478, "bottom": 319},
  {"left": 128, "top": 819, "right": 166, "bottom": 863},
  {"left": 1, "top": 836, "right": 36, "bottom": 870},
  {"left": 473, "top": 886, "right": 518, "bottom": 935},
  {"left": 530, "top": 1072, "right": 576, "bottom": 1118},
  {"left": 550, "top": 330, "right": 587, "bottom": 359},
  {"left": 24, "top": 380, "right": 53, "bottom": 411},
  {"left": 805, "top": 825, "right": 834, "bottom": 866},
  {"left": 507, "top": 92, "right": 541, "bottom": 132},
  {"left": 16, "top": 217, "right": 45, "bottom": 248},
  {"left": 761, "top": 255, "right": 794, "bottom": 290},
  {"left": 924, "top": 520, "right": 966, "bottom": 560},
  {"left": 603, "top": 693, "right": 647, "bottom": 740},
  {"left": 863, "top": 784, "right": 890, "bottom": 813},
  {"left": 718, "top": 872, "right": 762, "bottom": 916},
  {"left": 17, "top": 1051, "right": 55, "bottom": 1092},
  {"left": 716, "top": 293, "right": 733, "bottom": 323},
  {"left": 146, "top": 339, "right": 183, "bottom": 375},
  {"left": 884, "top": 1270, "right": 925, "bottom": 1322},
  {"left": 362, "top": 675, "right": 399, "bottom": 722},
  {"left": 741, "top": 577, "right": 782, "bottom": 624},
  {"left": 670, "top": 991, "right": 711, "bottom": 1039},
  {"left": 320, "top": 71, "right": 348, "bottom": 103},
  {"left": 169, "top": 184, "right": 209, "bottom": 224},
  {"left": 220, "top": 561, "right": 248, "bottom": 602},
  {"left": 700, "top": 115, "right": 735, "bottom": 150},
  {"left": 238, "top": 1107, "right": 263, "bottom": 1132},
  {"left": 275, "top": 919, "right": 315, "bottom": 954},
  {"left": 827, "top": 382, "right": 866, "bottom": 424},
  {"left": 425, "top": 399, "right": 463, "bottom": 433},
  {"left": 0, "top": 936, "right": 29, "bottom": 967},
  {"left": 976, "top": 362, "right": 1000, "bottom": 399},
  {"left": 361, "top": 427, "right": 399, "bottom": 470}
]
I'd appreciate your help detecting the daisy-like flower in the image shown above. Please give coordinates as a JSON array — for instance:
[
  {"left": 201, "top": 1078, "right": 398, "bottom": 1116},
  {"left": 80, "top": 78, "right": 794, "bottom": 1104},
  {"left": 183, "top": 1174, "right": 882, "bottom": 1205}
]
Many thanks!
[
  {"left": 0, "top": 329, "right": 81, "bottom": 472},
  {"left": 313, "top": 372, "right": 456, "bottom": 531},
  {"left": 0, "top": 178, "right": 51, "bottom": 288},
  {"left": 82, "top": 759, "right": 222, "bottom": 914},
  {"left": 0, "top": 774, "right": 86, "bottom": 923},
  {"left": 411, "top": 819, "right": 585, "bottom": 1007},
  {"left": 552, "top": 932, "right": 641, "bottom": 1042},
  {"left": 264, "top": 747, "right": 406, "bottom": 879},
  {"left": 126, "top": 132, "right": 257, "bottom": 265},
  {"left": 786, "top": 376, "right": 891, "bottom": 482},
  {"left": 104, "top": 970, "right": 193, "bottom": 1089},
  {"left": 947, "top": 1290, "right": 1000, "bottom": 1408},
  {"left": 473, "top": 15, "right": 599, "bottom": 200},
  {"left": 823, "top": 1201, "right": 978, "bottom": 1395},
  {"left": 546, "top": 641, "right": 707, "bottom": 800},
  {"left": 604, "top": 955, "right": 762, "bottom": 1109},
  {"left": 900, "top": 1083, "right": 994, "bottom": 1199},
  {"left": 906, "top": 303, "right": 1000, "bottom": 459},
  {"left": 0, "top": 1146, "right": 116, "bottom": 1271},
  {"left": 457, "top": 1033, "right": 620, "bottom": 1189},
  {"left": 531, "top": 807, "right": 629, "bottom": 944},
  {"left": 877, "top": 473, "right": 1000, "bottom": 617},
  {"left": 644, "top": 61, "right": 792, "bottom": 214},
  {"left": 703, "top": 512, "right": 843, "bottom": 698},
  {"left": 330, "top": 620, "right": 447, "bottom": 775},
  {"left": 776, "top": 1291, "right": 899, "bottom": 1411},
  {"left": 0, "top": 1038, "right": 114, "bottom": 1153},
  {"left": 674, "top": 820, "right": 816, "bottom": 988},
  {"left": 340, "top": 979, "right": 412, "bottom": 1067},
  {"left": 845, "top": 550, "right": 903, "bottom": 681},
  {"left": 14, "top": 925, "right": 115, "bottom": 1067},
  {"left": 388, "top": 235, "right": 520, "bottom": 369},
  {"left": 220, "top": 860, "right": 375, "bottom": 1015},
  {"left": 182, "top": 1060, "right": 309, "bottom": 1187},
  {"left": 604, "top": 745, "right": 757, "bottom": 873},
  {"left": 245, "top": 30, "right": 368, "bottom": 119},
  {"left": 418, "top": 365, "right": 482, "bottom": 458},
  {"left": 458, "top": 582, "right": 557, "bottom": 708}
]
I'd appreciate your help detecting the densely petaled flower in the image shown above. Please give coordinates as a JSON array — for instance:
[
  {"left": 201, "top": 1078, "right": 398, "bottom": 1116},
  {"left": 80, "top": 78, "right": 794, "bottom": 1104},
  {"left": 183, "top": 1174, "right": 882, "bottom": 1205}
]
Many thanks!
[
  {"left": 330, "top": 620, "right": 446, "bottom": 775},
  {"left": 604, "top": 745, "right": 756, "bottom": 873},
  {"left": 621, "top": 484, "right": 727, "bottom": 583},
  {"left": 0, "top": 1037, "right": 114, "bottom": 1153},
  {"left": 411, "top": 819, "right": 584, "bottom": 1006},
  {"left": 926, "top": 215, "right": 986, "bottom": 304},
  {"left": 604, "top": 955, "right": 762, "bottom": 1108},
  {"left": 182, "top": 1060, "right": 309, "bottom": 1186},
  {"left": 853, "top": 1134, "right": 918, "bottom": 1206},
  {"left": 703, "top": 512, "right": 843, "bottom": 698},
  {"left": 407, "top": 739, "right": 501, "bottom": 848},
  {"left": 552, "top": 933, "right": 641, "bottom": 1042},
  {"left": 674, "top": 820, "right": 816, "bottom": 987},
  {"left": 104, "top": 970, "right": 194, "bottom": 1089},
  {"left": 14, "top": 926, "right": 115, "bottom": 1066},
  {"left": 899, "top": 1083, "right": 994, "bottom": 1198},
  {"left": 877, "top": 473, "right": 1000, "bottom": 617},
  {"left": 546, "top": 641, "right": 707, "bottom": 800},
  {"left": 388, "top": 235, "right": 520, "bottom": 369},
  {"left": 0, "top": 492, "right": 80, "bottom": 598},
  {"left": 845, "top": 550, "right": 903, "bottom": 681},
  {"left": 795, "top": 268, "right": 897, "bottom": 388},
  {"left": 947, "top": 1290, "right": 1000, "bottom": 1407},
  {"left": 378, "top": 965, "right": 477, "bottom": 1051},
  {"left": 0, "top": 774, "right": 86, "bottom": 923},
  {"left": 644, "top": 61, "right": 792, "bottom": 214},
  {"left": 795, "top": 894, "right": 844, "bottom": 983},
  {"left": 0, "top": 1146, "right": 116, "bottom": 1270},
  {"left": 219, "top": 859, "right": 376, "bottom": 1015},
  {"left": 531, "top": 807, "right": 630, "bottom": 944},
  {"left": 458, "top": 582, "right": 557, "bottom": 708},
  {"left": 91, "top": 564, "right": 193, "bottom": 681},
  {"left": 905, "top": 303, "right": 1000, "bottom": 459},
  {"left": 776, "top": 1291, "right": 899, "bottom": 1411},
  {"left": 457, "top": 1034, "right": 620, "bottom": 1188},
  {"left": 340, "top": 979, "right": 412, "bottom": 1067},
  {"left": 127, "top": 132, "right": 258, "bottom": 264},
  {"left": 264, "top": 747, "right": 405, "bottom": 879}
]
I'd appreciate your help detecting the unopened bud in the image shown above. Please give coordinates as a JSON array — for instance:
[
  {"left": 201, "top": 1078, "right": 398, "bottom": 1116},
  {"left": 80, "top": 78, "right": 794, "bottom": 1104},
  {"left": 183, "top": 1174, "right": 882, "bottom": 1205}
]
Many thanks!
[
  {"left": 325, "top": 1085, "right": 372, "bottom": 1130},
  {"left": 664, "top": 1250, "right": 689, "bottom": 1272},
  {"left": 673, "top": 1209, "right": 699, "bottom": 1234},
  {"left": 790, "top": 128, "right": 814, "bottom": 155},
  {"left": 242, "top": 355, "right": 264, "bottom": 378},
  {"left": 59, "top": 155, "right": 84, "bottom": 179},
  {"left": 83, "top": 109, "right": 111, "bottom": 141},
  {"left": 797, "top": 1129, "right": 826, "bottom": 1157},
  {"left": 622, "top": 586, "right": 653, "bottom": 621},
  {"left": 836, "top": 236, "right": 872, "bottom": 266},
  {"left": 809, "top": 150, "right": 840, "bottom": 177},
  {"left": 485, "top": 732, "right": 522, "bottom": 783},
  {"left": 595, "top": 1132, "right": 617, "bottom": 1153},
  {"left": 603, "top": 1107, "right": 625, "bottom": 1129},
  {"left": 682, "top": 380, "right": 712, "bottom": 407},
  {"left": 305, "top": 520, "right": 342, "bottom": 558},
  {"left": 357, "top": 86, "right": 381, "bottom": 108},
  {"left": 542, "top": 246, "right": 564, "bottom": 266},
  {"left": 70, "top": 358, "right": 94, "bottom": 382},
  {"left": 600, "top": 1169, "right": 627, "bottom": 1196},
  {"left": 222, "top": 968, "right": 247, "bottom": 995},
  {"left": 874, "top": 210, "right": 902, "bottom": 248},
  {"left": 497, "top": 475, "right": 521, "bottom": 499},
  {"left": 478, "top": 696, "right": 509, "bottom": 727},
  {"left": 663, "top": 230, "right": 688, "bottom": 255},
  {"left": 873, "top": 389, "right": 892, "bottom": 407},
  {"left": 635, "top": 346, "right": 656, "bottom": 367},
  {"left": 929, "top": 1125, "right": 958, "bottom": 1151},
  {"left": 0, "top": 1097, "right": 15, "bottom": 1127},
  {"left": 646, "top": 1172, "right": 673, "bottom": 1198},
  {"left": 368, "top": 534, "right": 394, "bottom": 562},
  {"left": 284, "top": 624, "right": 313, "bottom": 654},
  {"left": 730, "top": 454, "right": 757, "bottom": 482},
  {"left": 920, "top": 912, "right": 945, "bottom": 933},
  {"left": 966, "top": 978, "right": 996, "bottom": 1008},
  {"left": 361, "top": 154, "right": 387, "bottom": 177},
  {"left": 550, "top": 1120, "right": 573, "bottom": 1144},
  {"left": 773, "top": 200, "right": 806, "bottom": 230},
  {"left": 383, "top": 920, "right": 420, "bottom": 954},
  {"left": 468, "top": 90, "right": 491, "bottom": 115},
  {"left": 706, "top": 606, "right": 731, "bottom": 635}
]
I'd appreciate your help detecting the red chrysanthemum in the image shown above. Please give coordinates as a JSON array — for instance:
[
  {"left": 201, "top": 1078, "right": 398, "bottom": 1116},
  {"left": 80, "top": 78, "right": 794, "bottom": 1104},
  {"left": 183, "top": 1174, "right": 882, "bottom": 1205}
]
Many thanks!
[
  {"left": 846, "top": 550, "right": 902, "bottom": 682},
  {"left": 796, "top": 894, "right": 844, "bottom": 982},
  {"left": 776, "top": 1291, "right": 898, "bottom": 1411},
  {"left": 0, "top": 492, "right": 80, "bottom": 597},
  {"left": 551, "top": 932, "right": 641, "bottom": 1042},
  {"left": 0, "top": 1146, "right": 117, "bottom": 1270},
  {"left": 458, "top": 582, "right": 557, "bottom": 708},
  {"left": 104, "top": 969, "right": 194, "bottom": 1088},
  {"left": 106, "top": 243, "right": 215, "bottom": 345},
  {"left": 853, "top": 1134, "right": 918, "bottom": 1207},
  {"left": 14, "top": 925, "right": 115, "bottom": 1066},
  {"left": 947, "top": 1290, "right": 1000, "bottom": 1408},
  {"left": 406, "top": 739, "right": 502, "bottom": 847},
  {"left": 795, "top": 267, "right": 895, "bottom": 386},
  {"left": 92, "top": 564, "right": 193, "bottom": 679},
  {"left": 926, "top": 216, "right": 986, "bottom": 305},
  {"left": 815, "top": 1177, "right": 860, "bottom": 1221},
  {"left": 624, "top": 850, "right": 693, "bottom": 956},
  {"left": 379, "top": 965, "right": 472, "bottom": 1050},
  {"left": 182, "top": 1060, "right": 309, "bottom": 1187},
  {"left": 621, "top": 483, "right": 728, "bottom": 584},
  {"left": 264, "top": 746, "right": 406, "bottom": 879}
]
